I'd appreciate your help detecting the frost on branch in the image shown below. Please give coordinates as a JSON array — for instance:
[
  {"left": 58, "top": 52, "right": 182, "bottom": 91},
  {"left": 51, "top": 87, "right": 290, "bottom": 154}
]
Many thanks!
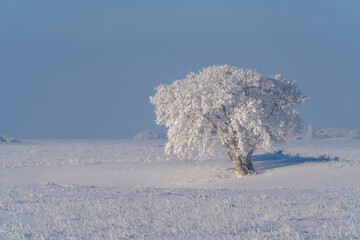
[{"left": 150, "top": 65, "right": 306, "bottom": 176}]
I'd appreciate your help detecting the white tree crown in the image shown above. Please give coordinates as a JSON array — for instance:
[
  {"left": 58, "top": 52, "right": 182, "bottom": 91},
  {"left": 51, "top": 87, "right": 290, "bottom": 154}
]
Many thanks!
[{"left": 150, "top": 65, "right": 306, "bottom": 159}]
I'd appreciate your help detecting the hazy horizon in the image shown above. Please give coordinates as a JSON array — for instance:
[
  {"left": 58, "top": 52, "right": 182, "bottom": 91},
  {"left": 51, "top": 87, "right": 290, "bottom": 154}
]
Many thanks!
[{"left": 1, "top": 1, "right": 359, "bottom": 139}]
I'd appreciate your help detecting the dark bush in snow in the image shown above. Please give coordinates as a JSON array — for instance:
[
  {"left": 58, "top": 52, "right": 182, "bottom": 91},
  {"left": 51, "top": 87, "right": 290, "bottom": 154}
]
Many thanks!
[{"left": 0, "top": 135, "right": 21, "bottom": 143}]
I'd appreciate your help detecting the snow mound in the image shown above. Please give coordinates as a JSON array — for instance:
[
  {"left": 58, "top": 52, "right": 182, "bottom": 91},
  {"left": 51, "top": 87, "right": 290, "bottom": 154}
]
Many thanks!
[
  {"left": 133, "top": 131, "right": 167, "bottom": 140},
  {"left": 0, "top": 135, "right": 21, "bottom": 143}
]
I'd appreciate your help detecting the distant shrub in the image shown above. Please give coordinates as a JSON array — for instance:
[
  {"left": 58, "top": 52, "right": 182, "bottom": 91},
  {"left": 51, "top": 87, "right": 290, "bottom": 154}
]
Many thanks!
[
  {"left": 133, "top": 131, "right": 167, "bottom": 140},
  {"left": 0, "top": 135, "right": 21, "bottom": 143},
  {"left": 306, "top": 125, "right": 360, "bottom": 139}
]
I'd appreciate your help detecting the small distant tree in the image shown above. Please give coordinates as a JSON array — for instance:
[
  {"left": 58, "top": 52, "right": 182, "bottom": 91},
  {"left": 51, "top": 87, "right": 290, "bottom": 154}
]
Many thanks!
[
  {"left": 306, "top": 124, "right": 314, "bottom": 139},
  {"left": 150, "top": 65, "right": 306, "bottom": 176}
]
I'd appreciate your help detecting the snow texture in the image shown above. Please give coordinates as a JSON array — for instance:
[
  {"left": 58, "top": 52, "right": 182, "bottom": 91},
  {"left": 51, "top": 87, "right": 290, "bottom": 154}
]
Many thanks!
[{"left": 1, "top": 138, "right": 360, "bottom": 239}]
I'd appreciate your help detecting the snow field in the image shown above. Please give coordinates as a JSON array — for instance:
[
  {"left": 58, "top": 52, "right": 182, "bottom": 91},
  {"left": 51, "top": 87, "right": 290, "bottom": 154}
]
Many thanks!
[
  {"left": 2, "top": 185, "right": 359, "bottom": 239},
  {"left": 1, "top": 139, "right": 360, "bottom": 239}
]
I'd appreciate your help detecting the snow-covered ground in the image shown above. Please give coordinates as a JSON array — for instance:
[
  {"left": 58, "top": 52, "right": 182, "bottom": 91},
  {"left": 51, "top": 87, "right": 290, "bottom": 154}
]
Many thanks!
[{"left": 1, "top": 139, "right": 360, "bottom": 239}]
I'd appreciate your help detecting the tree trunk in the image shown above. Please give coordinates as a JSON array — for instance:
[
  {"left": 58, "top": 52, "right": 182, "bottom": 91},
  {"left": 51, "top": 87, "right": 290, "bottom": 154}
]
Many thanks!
[
  {"left": 228, "top": 152, "right": 247, "bottom": 177},
  {"left": 244, "top": 149, "right": 255, "bottom": 172}
]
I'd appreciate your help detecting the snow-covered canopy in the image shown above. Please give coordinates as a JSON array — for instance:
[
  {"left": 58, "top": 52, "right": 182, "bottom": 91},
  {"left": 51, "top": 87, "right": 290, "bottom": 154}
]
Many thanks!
[{"left": 151, "top": 65, "right": 306, "bottom": 159}]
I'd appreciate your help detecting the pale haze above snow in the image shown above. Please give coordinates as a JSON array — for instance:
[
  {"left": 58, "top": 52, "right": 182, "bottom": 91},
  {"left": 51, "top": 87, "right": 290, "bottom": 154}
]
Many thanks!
[{"left": 0, "top": 1, "right": 359, "bottom": 139}]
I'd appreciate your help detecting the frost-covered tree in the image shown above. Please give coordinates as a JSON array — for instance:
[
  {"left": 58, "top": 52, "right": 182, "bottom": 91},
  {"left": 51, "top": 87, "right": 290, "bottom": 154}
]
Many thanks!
[
  {"left": 150, "top": 65, "right": 306, "bottom": 176},
  {"left": 306, "top": 124, "right": 314, "bottom": 139}
]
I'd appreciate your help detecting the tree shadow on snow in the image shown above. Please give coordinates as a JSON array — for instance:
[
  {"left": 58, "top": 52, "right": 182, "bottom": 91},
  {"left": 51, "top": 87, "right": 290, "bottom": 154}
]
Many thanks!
[{"left": 251, "top": 150, "right": 339, "bottom": 173}]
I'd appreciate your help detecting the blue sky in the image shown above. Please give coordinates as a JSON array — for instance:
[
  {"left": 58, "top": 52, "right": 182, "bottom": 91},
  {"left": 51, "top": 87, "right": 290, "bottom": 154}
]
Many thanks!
[{"left": 1, "top": 0, "right": 359, "bottom": 139}]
